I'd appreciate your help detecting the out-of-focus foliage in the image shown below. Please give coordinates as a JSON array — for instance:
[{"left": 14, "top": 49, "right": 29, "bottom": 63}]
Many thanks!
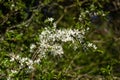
[{"left": 0, "top": 0, "right": 120, "bottom": 79}]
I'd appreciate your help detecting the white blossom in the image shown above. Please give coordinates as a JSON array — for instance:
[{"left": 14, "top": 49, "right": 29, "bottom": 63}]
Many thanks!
[
  {"left": 34, "top": 59, "right": 41, "bottom": 64},
  {"left": 93, "top": 45, "right": 97, "bottom": 50},
  {"left": 16, "top": 55, "right": 20, "bottom": 59},
  {"left": 30, "top": 44, "right": 36, "bottom": 52},
  {"left": 21, "top": 57, "right": 28, "bottom": 63},
  {"left": 9, "top": 53, "right": 38, "bottom": 72},
  {"left": 11, "top": 4, "right": 15, "bottom": 7},
  {"left": 11, "top": 70, "right": 18, "bottom": 74},
  {"left": 88, "top": 42, "right": 97, "bottom": 49},
  {"left": 36, "top": 27, "right": 86, "bottom": 57},
  {"left": 47, "top": 17, "right": 54, "bottom": 22},
  {"left": 51, "top": 44, "right": 64, "bottom": 55},
  {"left": 10, "top": 57, "right": 15, "bottom": 62},
  {"left": 53, "top": 22, "right": 57, "bottom": 28},
  {"left": 102, "top": 13, "right": 106, "bottom": 16},
  {"left": 88, "top": 43, "right": 93, "bottom": 47},
  {"left": 9, "top": 26, "right": 97, "bottom": 76}
]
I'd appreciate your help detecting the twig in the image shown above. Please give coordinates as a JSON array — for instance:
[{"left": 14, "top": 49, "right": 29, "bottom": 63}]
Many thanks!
[{"left": 55, "top": 4, "right": 76, "bottom": 25}]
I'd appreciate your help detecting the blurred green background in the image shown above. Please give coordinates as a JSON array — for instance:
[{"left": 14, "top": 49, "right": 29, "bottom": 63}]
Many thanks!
[{"left": 0, "top": 0, "right": 120, "bottom": 79}]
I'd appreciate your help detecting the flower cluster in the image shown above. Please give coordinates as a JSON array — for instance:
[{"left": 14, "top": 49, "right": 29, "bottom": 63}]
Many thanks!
[
  {"left": 9, "top": 53, "right": 40, "bottom": 72},
  {"left": 7, "top": 53, "right": 41, "bottom": 79},
  {"left": 8, "top": 17, "right": 97, "bottom": 79},
  {"left": 30, "top": 18, "right": 97, "bottom": 59},
  {"left": 30, "top": 27, "right": 86, "bottom": 57},
  {"left": 87, "top": 42, "right": 97, "bottom": 50},
  {"left": 79, "top": 4, "right": 107, "bottom": 22},
  {"left": 8, "top": 26, "right": 89, "bottom": 79}
]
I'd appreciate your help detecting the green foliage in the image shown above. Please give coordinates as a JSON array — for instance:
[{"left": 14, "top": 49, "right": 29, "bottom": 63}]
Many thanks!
[{"left": 0, "top": 0, "right": 120, "bottom": 79}]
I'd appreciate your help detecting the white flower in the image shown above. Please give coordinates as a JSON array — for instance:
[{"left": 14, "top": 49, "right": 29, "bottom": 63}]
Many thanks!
[
  {"left": 86, "top": 27, "right": 90, "bottom": 31},
  {"left": 88, "top": 43, "right": 93, "bottom": 47},
  {"left": 28, "top": 65, "right": 34, "bottom": 70},
  {"left": 37, "top": 28, "right": 85, "bottom": 57},
  {"left": 11, "top": 4, "right": 15, "bottom": 7},
  {"left": 30, "top": 44, "right": 36, "bottom": 49},
  {"left": 48, "top": 17, "right": 54, "bottom": 22},
  {"left": 30, "top": 44, "right": 36, "bottom": 52},
  {"left": 16, "top": 55, "right": 20, "bottom": 59},
  {"left": 29, "top": 60, "right": 33, "bottom": 65},
  {"left": 53, "top": 22, "right": 57, "bottom": 28},
  {"left": 93, "top": 12, "right": 98, "bottom": 16},
  {"left": 79, "top": 16, "right": 82, "bottom": 21},
  {"left": 102, "top": 13, "right": 105, "bottom": 16},
  {"left": 21, "top": 57, "right": 28, "bottom": 63},
  {"left": 34, "top": 59, "right": 41, "bottom": 64},
  {"left": 11, "top": 70, "right": 18, "bottom": 74},
  {"left": 88, "top": 42, "right": 97, "bottom": 49},
  {"left": 85, "top": 10, "right": 89, "bottom": 13},
  {"left": 93, "top": 45, "right": 97, "bottom": 49},
  {"left": 26, "top": 59, "right": 33, "bottom": 66},
  {"left": 51, "top": 44, "right": 64, "bottom": 56},
  {"left": 10, "top": 57, "right": 15, "bottom": 62}
]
